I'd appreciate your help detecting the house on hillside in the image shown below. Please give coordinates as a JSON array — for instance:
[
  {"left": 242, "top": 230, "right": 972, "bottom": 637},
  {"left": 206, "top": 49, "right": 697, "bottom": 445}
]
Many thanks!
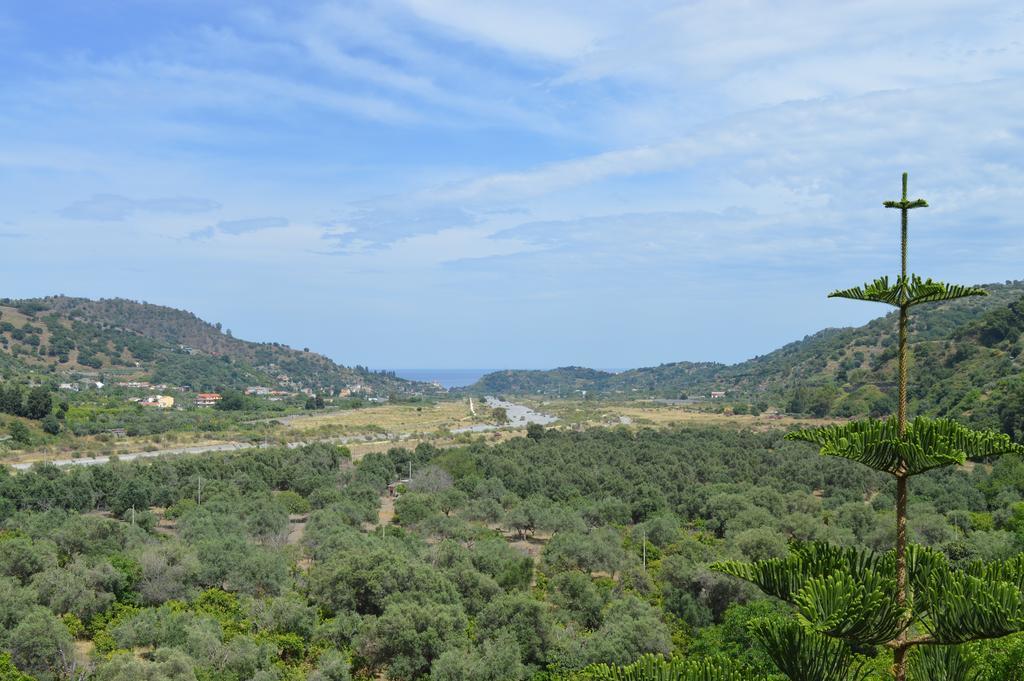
[
  {"left": 710, "top": 391, "right": 726, "bottom": 399},
  {"left": 141, "top": 395, "right": 175, "bottom": 408},
  {"left": 195, "top": 393, "right": 222, "bottom": 407}
]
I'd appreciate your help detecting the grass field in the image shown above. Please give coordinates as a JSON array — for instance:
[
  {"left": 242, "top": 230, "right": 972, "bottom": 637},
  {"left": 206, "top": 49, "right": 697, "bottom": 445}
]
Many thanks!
[{"left": 276, "top": 399, "right": 481, "bottom": 438}]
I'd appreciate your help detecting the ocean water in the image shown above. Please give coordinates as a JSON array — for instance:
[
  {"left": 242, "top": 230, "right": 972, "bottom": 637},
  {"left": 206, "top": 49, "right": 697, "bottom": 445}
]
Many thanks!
[
  {"left": 395, "top": 369, "right": 497, "bottom": 389},
  {"left": 397, "top": 367, "right": 629, "bottom": 389}
]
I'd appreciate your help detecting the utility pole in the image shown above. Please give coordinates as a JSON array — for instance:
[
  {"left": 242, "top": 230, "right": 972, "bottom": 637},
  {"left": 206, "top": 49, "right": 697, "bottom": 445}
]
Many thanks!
[
  {"left": 131, "top": 506, "right": 135, "bottom": 527},
  {"left": 408, "top": 461, "right": 412, "bottom": 480},
  {"left": 642, "top": 528, "right": 646, "bottom": 571},
  {"left": 197, "top": 475, "right": 203, "bottom": 506}
]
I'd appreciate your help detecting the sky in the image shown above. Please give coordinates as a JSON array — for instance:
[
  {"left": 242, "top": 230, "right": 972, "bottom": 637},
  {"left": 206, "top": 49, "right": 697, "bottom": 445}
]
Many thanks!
[{"left": 1, "top": 1, "right": 1022, "bottom": 370}]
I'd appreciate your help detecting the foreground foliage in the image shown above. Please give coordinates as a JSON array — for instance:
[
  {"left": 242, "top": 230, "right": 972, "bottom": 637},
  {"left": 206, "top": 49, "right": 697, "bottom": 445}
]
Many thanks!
[
  {"left": 711, "top": 174, "right": 1024, "bottom": 680},
  {"left": 4, "top": 420, "right": 1024, "bottom": 679}
]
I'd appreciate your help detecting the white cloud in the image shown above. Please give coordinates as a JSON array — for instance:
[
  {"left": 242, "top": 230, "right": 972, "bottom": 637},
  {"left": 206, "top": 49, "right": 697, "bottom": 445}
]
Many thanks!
[{"left": 427, "top": 76, "right": 1024, "bottom": 207}]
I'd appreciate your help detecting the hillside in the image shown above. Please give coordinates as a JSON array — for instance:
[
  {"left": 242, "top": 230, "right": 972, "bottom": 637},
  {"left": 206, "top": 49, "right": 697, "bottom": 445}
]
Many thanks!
[
  {"left": 464, "top": 280, "right": 1024, "bottom": 426},
  {"left": 0, "top": 296, "right": 440, "bottom": 396}
]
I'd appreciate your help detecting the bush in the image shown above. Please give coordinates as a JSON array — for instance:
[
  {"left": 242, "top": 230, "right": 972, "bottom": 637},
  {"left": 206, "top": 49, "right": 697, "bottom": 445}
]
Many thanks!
[
  {"left": 276, "top": 490, "right": 311, "bottom": 515},
  {"left": 7, "top": 421, "right": 31, "bottom": 446},
  {"left": 42, "top": 414, "right": 61, "bottom": 435}
]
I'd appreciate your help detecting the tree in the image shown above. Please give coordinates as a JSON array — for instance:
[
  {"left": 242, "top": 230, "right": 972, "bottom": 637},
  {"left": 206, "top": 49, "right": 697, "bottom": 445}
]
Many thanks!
[
  {"left": 6, "top": 607, "right": 76, "bottom": 679},
  {"left": 714, "top": 174, "right": 1024, "bottom": 680},
  {"left": 438, "top": 488, "right": 468, "bottom": 517},
  {"left": 430, "top": 634, "right": 527, "bottom": 681},
  {"left": 215, "top": 389, "right": 245, "bottom": 411},
  {"left": 40, "top": 414, "right": 61, "bottom": 435},
  {"left": 356, "top": 599, "right": 467, "bottom": 680},
  {"left": 0, "top": 653, "right": 35, "bottom": 681},
  {"left": 0, "top": 384, "right": 25, "bottom": 417},
  {"left": 0, "top": 536, "right": 57, "bottom": 584},
  {"left": 90, "top": 649, "right": 197, "bottom": 681},
  {"left": 550, "top": 570, "right": 607, "bottom": 629},
  {"left": 7, "top": 421, "right": 31, "bottom": 446},
  {"left": 309, "top": 649, "right": 352, "bottom": 681},
  {"left": 580, "top": 596, "right": 672, "bottom": 667},
  {"left": 24, "top": 387, "right": 52, "bottom": 420},
  {"left": 475, "top": 592, "right": 554, "bottom": 667}
]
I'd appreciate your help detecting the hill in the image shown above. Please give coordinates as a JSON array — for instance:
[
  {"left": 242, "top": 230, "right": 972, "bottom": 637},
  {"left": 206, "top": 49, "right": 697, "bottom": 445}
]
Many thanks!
[
  {"left": 0, "top": 296, "right": 440, "bottom": 396},
  {"left": 463, "top": 280, "right": 1024, "bottom": 427}
]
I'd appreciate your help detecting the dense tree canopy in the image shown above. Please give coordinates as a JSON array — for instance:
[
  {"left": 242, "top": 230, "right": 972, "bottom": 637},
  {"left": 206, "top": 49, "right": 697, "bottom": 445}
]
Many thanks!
[{"left": 1, "top": 422, "right": 1023, "bottom": 679}]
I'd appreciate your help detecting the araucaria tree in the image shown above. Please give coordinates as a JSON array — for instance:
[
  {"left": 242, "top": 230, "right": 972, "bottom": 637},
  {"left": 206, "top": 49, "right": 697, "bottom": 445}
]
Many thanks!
[{"left": 713, "top": 174, "right": 1024, "bottom": 680}]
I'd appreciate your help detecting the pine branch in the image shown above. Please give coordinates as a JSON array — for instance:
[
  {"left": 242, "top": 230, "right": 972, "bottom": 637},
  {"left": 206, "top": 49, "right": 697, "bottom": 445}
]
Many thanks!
[
  {"left": 785, "top": 417, "right": 1024, "bottom": 477},
  {"left": 712, "top": 542, "right": 885, "bottom": 603},
  {"left": 917, "top": 568, "right": 1024, "bottom": 644},
  {"left": 883, "top": 199, "right": 928, "bottom": 210},
  {"left": 748, "top": 619, "right": 869, "bottom": 681},
  {"left": 903, "top": 278, "right": 988, "bottom": 306},
  {"left": 584, "top": 654, "right": 759, "bottom": 680},
  {"left": 907, "top": 646, "right": 981, "bottom": 681},
  {"left": 829, "top": 276, "right": 903, "bottom": 306},
  {"left": 907, "top": 543, "right": 952, "bottom": 595},
  {"left": 828, "top": 275, "right": 987, "bottom": 308},
  {"left": 795, "top": 570, "right": 907, "bottom": 646},
  {"left": 966, "top": 554, "right": 1024, "bottom": 592}
]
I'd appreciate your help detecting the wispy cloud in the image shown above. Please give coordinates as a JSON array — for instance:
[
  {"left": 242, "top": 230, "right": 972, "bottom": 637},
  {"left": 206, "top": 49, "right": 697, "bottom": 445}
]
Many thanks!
[
  {"left": 59, "top": 194, "right": 221, "bottom": 221},
  {"left": 188, "top": 217, "right": 289, "bottom": 240},
  {"left": 399, "top": 0, "right": 601, "bottom": 60}
]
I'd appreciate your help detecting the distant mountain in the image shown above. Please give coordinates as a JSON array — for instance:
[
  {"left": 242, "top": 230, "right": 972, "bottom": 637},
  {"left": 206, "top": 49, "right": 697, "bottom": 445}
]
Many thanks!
[
  {"left": 0, "top": 296, "right": 440, "bottom": 395},
  {"left": 461, "top": 280, "right": 1024, "bottom": 425}
]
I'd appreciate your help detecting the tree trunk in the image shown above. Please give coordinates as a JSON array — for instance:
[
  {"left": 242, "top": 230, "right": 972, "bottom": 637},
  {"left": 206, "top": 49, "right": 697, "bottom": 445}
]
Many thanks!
[
  {"left": 894, "top": 191, "right": 911, "bottom": 680},
  {"left": 894, "top": 644, "right": 908, "bottom": 681}
]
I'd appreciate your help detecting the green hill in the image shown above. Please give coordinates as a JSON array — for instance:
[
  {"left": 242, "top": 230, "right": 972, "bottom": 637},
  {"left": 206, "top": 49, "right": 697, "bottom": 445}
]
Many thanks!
[
  {"left": 463, "top": 280, "right": 1024, "bottom": 428},
  {"left": 0, "top": 296, "right": 439, "bottom": 396}
]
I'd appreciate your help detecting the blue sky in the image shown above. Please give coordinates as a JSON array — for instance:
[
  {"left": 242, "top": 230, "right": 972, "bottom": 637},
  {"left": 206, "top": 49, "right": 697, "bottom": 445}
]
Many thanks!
[{"left": 1, "top": 1, "right": 1022, "bottom": 370}]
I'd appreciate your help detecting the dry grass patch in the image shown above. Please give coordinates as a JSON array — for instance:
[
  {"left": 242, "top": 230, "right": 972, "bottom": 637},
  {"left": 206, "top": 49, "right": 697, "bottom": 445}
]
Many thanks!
[{"left": 281, "top": 400, "right": 476, "bottom": 438}]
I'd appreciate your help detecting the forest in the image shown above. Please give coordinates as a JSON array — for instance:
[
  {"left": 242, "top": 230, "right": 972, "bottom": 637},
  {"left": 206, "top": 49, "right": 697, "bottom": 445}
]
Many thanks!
[{"left": 2, "top": 424, "right": 1024, "bottom": 680}]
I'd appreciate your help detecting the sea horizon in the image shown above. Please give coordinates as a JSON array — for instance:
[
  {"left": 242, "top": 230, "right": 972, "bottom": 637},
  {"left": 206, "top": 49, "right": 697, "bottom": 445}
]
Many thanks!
[
  {"left": 393, "top": 368, "right": 499, "bottom": 388},
  {"left": 394, "top": 367, "right": 629, "bottom": 389}
]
